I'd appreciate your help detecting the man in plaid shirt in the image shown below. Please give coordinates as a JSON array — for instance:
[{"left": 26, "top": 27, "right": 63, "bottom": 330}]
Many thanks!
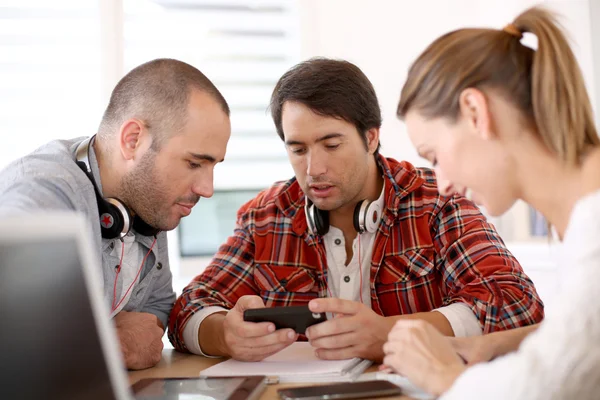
[{"left": 168, "top": 58, "right": 544, "bottom": 362}]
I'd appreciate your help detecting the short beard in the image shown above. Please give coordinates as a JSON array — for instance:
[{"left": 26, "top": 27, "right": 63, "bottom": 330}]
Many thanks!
[{"left": 119, "top": 150, "right": 170, "bottom": 230}]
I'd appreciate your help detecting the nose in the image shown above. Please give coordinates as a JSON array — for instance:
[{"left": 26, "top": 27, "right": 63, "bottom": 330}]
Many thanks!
[
  {"left": 434, "top": 167, "right": 455, "bottom": 197},
  {"left": 192, "top": 171, "right": 214, "bottom": 199},
  {"left": 306, "top": 149, "right": 327, "bottom": 178}
]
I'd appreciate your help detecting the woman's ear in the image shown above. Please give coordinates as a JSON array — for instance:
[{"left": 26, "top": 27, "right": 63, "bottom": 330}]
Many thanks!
[{"left": 458, "top": 88, "right": 495, "bottom": 141}]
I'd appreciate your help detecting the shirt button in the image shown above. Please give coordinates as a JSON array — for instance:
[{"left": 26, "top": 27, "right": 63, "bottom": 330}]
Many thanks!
[
  {"left": 334, "top": 238, "right": 342, "bottom": 245},
  {"left": 344, "top": 276, "right": 350, "bottom": 283},
  {"left": 156, "top": 262, "right": 163, "bottom": 270}
]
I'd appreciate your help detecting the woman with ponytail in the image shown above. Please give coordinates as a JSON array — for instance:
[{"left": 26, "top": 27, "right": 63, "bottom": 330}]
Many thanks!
[{"left": 383, "top": 6, "right": 600, "bottom": 399}]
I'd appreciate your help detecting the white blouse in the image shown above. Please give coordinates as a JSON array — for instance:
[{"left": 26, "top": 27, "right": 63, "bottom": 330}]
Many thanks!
[{"left": 442, "top": 189, "right": 600, "bottom": 400}]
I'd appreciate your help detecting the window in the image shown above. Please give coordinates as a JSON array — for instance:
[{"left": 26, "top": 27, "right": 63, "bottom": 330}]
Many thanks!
[
  {"left": 179, "top": 189, "right": 262, "bottom": 256},
  {"left": 0, "top": 0, "right": 103, "bottom": 169}
]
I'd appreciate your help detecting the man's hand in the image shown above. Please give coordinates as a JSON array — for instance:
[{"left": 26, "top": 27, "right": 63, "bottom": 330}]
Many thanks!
[
  {"left": 383, "top": 320, "right": 466, "bottom": 396},
  {"left": 114, "top": 311, "right": 164, "bottom": 370},
  {"left": 306, "top": 298, "right": 394, "bottom": 361},
  {"left": 220, "top": 295, "right": 298, "bottom": 361}
]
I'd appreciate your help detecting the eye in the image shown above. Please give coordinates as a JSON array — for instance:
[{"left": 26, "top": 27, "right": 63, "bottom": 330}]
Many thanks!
[
  {"left": 325, "top": 144, "right": 340, "bottom": 150},
  {"left": 291, "top": 148, "right": 306, "bottom": 155},
  {"left": 188, "top": 161, "right": 201, "bottom": 169}
]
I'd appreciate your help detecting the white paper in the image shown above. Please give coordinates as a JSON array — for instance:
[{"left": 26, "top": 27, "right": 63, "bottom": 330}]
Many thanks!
[{"left": 200, "top": 342, "right": 372, "bottom": 382}]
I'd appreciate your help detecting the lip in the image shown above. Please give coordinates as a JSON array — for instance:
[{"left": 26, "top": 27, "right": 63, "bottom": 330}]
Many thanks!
[
  {"left": 176, "top": 203, "right": 194, "bottom": 216},
  {"left": 309, "top": 185, "right": 334, "bottom": 198}
]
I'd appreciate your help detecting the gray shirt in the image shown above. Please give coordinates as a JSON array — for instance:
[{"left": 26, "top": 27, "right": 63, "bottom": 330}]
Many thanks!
[{"left": 0, "top": 137, "right": 175, "bottom": 328}]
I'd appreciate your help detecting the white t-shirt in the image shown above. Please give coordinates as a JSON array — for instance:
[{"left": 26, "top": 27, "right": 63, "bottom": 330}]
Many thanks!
[{"left": 442, "top": 189, "right": 600, "bottom": 400}]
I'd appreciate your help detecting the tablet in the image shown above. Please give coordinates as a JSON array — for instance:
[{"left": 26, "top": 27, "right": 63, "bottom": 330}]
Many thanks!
[{"left": 132, "top": 376, "right": 267, "bottom": 400}]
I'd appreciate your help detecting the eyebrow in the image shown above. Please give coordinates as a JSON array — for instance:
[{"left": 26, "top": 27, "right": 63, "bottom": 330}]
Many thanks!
[
  {"left": 187, "top": 152, "right": 224, "bottom": 163},
  {"left": 285, "top": 133, "right": 344, "bottom": 146}
]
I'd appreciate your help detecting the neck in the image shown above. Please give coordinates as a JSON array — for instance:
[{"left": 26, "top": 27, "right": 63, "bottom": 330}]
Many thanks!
[
  {"left": 515, "top": 140, "right": 587, "bottom": 239},
  {"left": 329, "top": 155, "right": 384, "bottom": 236},
  {"left": 93, "top": 139, "right": 120, "bottom": 200}
]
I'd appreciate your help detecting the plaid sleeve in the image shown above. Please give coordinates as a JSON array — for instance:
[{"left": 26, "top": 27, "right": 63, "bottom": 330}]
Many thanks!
[
  {"left": 167, "top": 209, "right": 260, "bottom": 352},
  {"left": 431, "top": 195, "right": 544, "bottom": 333}
]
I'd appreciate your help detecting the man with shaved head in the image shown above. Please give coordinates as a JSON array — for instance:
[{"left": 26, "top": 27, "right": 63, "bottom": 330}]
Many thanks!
[{"left": 0, "top": 58, "right": 231, "bottom": 369}]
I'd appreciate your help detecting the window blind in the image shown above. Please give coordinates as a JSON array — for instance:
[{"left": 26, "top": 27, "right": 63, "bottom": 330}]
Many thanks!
[
  {"left": 0, "top": 0, "right": 103, "bottom": 169},
  {"left": 123, "top": 0, "right": 299, "bottom": 189}
]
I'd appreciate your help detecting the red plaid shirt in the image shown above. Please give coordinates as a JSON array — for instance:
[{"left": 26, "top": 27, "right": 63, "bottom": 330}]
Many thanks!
[{"left": 168, "top": 156, "right": 544, "bottom": 351}]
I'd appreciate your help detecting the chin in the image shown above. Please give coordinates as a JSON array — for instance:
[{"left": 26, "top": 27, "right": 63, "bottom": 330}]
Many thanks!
[
  {"left": 310, "top": 197, "right": 339, "bottom": 211},
  {"left": 483, "top": 200, "right": 515, "bottom": 217}
]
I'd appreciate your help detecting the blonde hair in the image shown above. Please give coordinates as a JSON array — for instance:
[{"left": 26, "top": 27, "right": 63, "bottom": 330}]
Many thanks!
[{"left": 397, "top": 6, "right": 599, "bottom": 166}]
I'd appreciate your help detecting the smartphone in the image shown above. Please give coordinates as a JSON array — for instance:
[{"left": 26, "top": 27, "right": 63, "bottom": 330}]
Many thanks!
[
  {"left": 277, "top": 380, "right": 403, "bottom": 400},
  {"left": 243, "top": 305, "right": 327, "bottom": 334},
  {"left": 132, "top": 376, "right": 267, "bottom": 400}
]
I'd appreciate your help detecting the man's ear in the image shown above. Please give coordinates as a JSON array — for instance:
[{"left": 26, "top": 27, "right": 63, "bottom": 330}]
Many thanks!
[
  {"left": 458, "top": 88, "right": 494, "bottom": 141},
  {"left": 365, "top": 127, "right": 380, "bottom": 154},
  {"left": 118, "top": 119, "right": 147, "bottom": 161}
]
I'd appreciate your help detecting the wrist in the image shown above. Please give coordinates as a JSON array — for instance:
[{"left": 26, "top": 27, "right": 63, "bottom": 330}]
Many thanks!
[
  {"left": 200, "top": 312, "right": 229, "bottom": 357},
  {"left": 485, "top": 331, "right": 505, "bottom": 359},
  {"left": 435, "top": 363, "right": 466, "bottom": 396}
]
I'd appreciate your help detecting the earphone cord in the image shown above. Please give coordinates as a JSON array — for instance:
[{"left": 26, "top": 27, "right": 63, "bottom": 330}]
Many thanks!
[
  {"left": 111, "top": 237, "right": 157, "bottom": 313},
  {"left": 358, "top": 234, "right": 364, "bottom": 304}
]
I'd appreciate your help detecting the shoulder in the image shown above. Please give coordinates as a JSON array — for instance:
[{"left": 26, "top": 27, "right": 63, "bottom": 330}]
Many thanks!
[
  {"left": 0, "top": 138, "right": 87, "bottom": 187},
  {"left": 0, "top": 138, "right": 93, "bottom": 209},
  {"left": 383, "top": 156, "right": 446, "bottom": 209},
  {"left": 237, "top": 177, "right": 301, "bottom": 215}
]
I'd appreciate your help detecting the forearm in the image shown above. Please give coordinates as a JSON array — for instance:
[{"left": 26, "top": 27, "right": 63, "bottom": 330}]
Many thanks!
[
  {"left": 198, "top": 312, "right": 229, "bottom": 357},
  {"left": 487, "top": 323, "right": 540, "bottom": 358},
  {"left": 392, "top": 311, "right": 455, "bottom": 336},
  {"left": 371, "top": 311, "right": 453, "bottom": 362}
]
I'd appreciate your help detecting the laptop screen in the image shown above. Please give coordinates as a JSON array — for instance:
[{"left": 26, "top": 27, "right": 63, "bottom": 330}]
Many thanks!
[{"left": 0, "top": 231, "right": 121, "bottom": 399}]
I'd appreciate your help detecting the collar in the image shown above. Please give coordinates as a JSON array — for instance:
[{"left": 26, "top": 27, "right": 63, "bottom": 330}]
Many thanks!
[
  {"left": 288, "top": 154, "right": 426, "bottom": 235},
  {"left": 87, "top": 140, "right": 105, "bottom": 196}
]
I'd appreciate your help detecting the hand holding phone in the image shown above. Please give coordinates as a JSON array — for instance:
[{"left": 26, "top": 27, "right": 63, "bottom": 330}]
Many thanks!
[
  {"left": 221, "top": 295, "right": 299, "bottom": 362},
  {"left": 243, "top": 305, "right": 327, "bottom": 334}
]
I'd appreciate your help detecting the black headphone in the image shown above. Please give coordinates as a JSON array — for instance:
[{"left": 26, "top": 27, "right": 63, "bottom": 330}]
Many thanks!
[
  {"left": 305, "top": 197, "right": 382, "bottom": 236},
  {"left": 75, "top": 135, "right": 160, "bottom": 239}
]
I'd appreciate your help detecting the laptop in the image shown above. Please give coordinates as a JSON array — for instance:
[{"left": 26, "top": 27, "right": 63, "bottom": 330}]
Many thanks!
[{"left": 0, "top": 213, "right": 132, "bottom": 400}]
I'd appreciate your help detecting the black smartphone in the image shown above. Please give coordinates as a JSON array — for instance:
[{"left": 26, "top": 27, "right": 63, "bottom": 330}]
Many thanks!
[
  {"left": 243, "top": 305, "right": 327, "bottom": 334},
  {"left": 277, "top": 380, "right": 403, "bottom": 400}
]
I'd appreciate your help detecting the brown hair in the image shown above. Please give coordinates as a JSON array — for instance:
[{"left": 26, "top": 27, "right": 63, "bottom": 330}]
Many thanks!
[
  {"left": 397, "top": 6, "right": 599, "bottom": 165},
  {"left": 270, "top": 57, "right": 382, "bottom": 152},
  {"left": 98, "top": 58, "right": 229, "bottom": 150}
]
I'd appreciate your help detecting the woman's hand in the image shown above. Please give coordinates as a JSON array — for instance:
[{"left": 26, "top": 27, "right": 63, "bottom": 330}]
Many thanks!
[
  {"left": 448, "top": 335, "right": 496, "bottom": 365},
  {"left": 382, "top": 320, "right": 466, "bottom": 396}
]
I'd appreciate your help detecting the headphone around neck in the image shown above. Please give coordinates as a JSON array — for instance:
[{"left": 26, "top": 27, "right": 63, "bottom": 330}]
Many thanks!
[
  {"left": 75, "top": 135, "right": 160, "bottom": 239},
  {"left": 305, "top": 198, "right": 382, "bottom": 236}
]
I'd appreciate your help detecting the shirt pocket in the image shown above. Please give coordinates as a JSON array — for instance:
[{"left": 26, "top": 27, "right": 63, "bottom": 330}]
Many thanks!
[
  {"left": 124, "top": 265, "right": 159, "bottom": 311},
  {"left": 377, "top": 248, "right": 436, "bottom": 284},
  {"left": 253, "top": 264, "right": 319, "bottom": 306},
  {"left": 375, "top": 248, "right": 443, "bottom": 314}
]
